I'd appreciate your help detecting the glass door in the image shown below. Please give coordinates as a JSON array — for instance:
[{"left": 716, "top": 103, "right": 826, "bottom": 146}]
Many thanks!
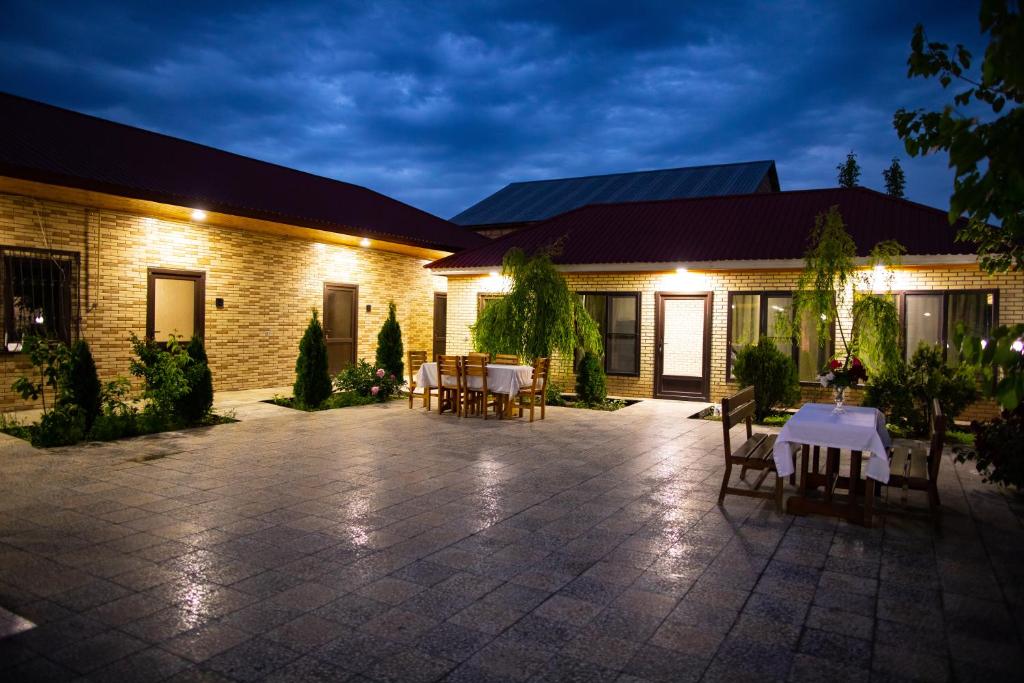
[{"left": 655, "top": 293, "right": 712, "bottom": 400}]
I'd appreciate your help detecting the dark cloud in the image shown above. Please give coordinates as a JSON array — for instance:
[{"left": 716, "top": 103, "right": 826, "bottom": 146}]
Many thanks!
[{"left": 0, "top": 0, "right": 983, "bottom": 218}]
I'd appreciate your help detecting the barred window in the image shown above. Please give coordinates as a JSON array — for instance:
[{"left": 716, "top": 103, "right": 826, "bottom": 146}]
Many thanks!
[{"left": 1, "top": 247, "right": 79, "bottom": 351}]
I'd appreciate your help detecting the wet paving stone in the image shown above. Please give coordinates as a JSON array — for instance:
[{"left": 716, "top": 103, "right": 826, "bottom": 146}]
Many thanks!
[{"left": 0, "top": 397, "right": 1022, "bottom": 680}]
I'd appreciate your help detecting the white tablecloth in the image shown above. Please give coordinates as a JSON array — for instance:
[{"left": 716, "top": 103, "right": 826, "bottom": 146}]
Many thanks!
[
  {"left": 414, "top": 362, "right": 535, "bottom": 396},
  {"left": 773, "top": 403, "right": 893, "bottom": 483}
]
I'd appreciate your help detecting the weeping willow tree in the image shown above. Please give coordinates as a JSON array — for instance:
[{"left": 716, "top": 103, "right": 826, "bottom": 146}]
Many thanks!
[
  {"left": 471, "top": 246, "right": 602, "bottom": 360},
  {"left": 783, "top": 206, "right": 904, "bottom": 374}
]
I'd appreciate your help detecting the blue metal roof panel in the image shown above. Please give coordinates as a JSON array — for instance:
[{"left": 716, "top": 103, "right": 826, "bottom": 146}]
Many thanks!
[{"left": 451, "top": 160, "right": 778, "bottom": 226}]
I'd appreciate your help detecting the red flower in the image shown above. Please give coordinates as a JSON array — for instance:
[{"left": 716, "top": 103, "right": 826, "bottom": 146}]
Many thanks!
[
  {"left": 829, "top": 359, "right": 841, "bottom": 370},
  {"left": 851, "top": 356, "right": 863, "bottom": 367}
]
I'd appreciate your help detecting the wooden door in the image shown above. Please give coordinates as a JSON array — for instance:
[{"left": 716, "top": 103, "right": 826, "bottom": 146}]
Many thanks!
[
  {"left": 433, "top": 293, "right": 447, "bottom": 358},
  {"left": 655, "top": 292, "right": 713, "bottom": 400},
  {"left": 323, "top": 283, "right": 357, "bottom": 374}
]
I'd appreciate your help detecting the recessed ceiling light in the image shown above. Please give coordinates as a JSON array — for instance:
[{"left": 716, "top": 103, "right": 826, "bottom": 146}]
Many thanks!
[
  {"left": 360, "top": 238, "right": 371, "bottom": 247},
  {"left": 676, "top": 267, "right": 688, "bottom": 274},
  {"left": 191, "top": 209, "right": 207, "bottom": 221},
  {"left": 489, "top": 271, "right": 499, "bottom": 277}
]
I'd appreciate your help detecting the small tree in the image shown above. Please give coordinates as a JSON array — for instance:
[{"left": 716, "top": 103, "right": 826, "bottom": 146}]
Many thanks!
[
  {"left": 575, "top": 352, "right": 607, "bottom": 405},
  {"left": 783, "top": 206, "right": 904, "bottom": 375},
  {"left": 294, "top": 310, "right": 332, "bottom": 408},
  {"left": 472, "top": 247, "right": 601, "bottom": 360},
  {"left": 836, "top": 151, "right": 862, "bottom": 188},
  {"left": 375, "top": 302, "right": 404, "bottom": 382},
  {"left": 64, "top": 339, "right": 101, "bottom": 431},
  {"left": 882, "top": 157, "right": 906, "bottom": 198},
  {"left": 894, "top": 0, "right": 1023, "bottom": 273},
  {"left": 175, "top": 335, "right": 214, "bottom": 424},
  {"left": 733, "top": 338, "right": 800, "bottom": 421}
]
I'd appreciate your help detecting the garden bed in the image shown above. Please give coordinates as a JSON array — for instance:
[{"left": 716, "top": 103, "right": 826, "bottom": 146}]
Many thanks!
[
  {"left": 549, "top": 393, "right": 641, "bottom": 412},
  {"left": 264, "top": 391, "right": 397, "bottom": 411},
  {"left": 0, "top": 412, "right": 236, "bottom": 447}
]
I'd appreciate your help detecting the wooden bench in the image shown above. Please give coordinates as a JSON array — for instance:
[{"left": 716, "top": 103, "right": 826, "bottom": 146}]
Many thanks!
[
  {"left": 887, "top": 398, "right": 945, "bottom": 516},
  {"left": 718, "top": 386, "right": 783, "bottom": 512}
]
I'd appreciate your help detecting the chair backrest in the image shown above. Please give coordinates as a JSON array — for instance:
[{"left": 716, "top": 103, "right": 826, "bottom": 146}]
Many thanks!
[
  {"left": 408, "top": 351, "right": 427, "bottom": 382},
  {"left": 493, "top": 354, "right": 519, "bottom": 365},
  {"left": 463, "top": 354, "right": 488, "bottom": 388},
  {"left": 721, "top": 386, "right": 756, "bottom": 457},
  {"left": 927, "top": 398, "right": 946, "bottom": 482},
  {"left": 467, "top": 352, "right": 490, "bottom": 363},
  {"left": 529, "top": 357, "right": 549, "bottom": 391},
  {"left": 438, "top": 355, "right": 461, "bottom": 388}
]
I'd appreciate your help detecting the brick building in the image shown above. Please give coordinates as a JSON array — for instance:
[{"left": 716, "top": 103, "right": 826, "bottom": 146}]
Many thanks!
[
  {"left": 0, "top": 94, "right": 479, "bottom": 408},
  {"left": 431, "top": 189, "right": 1023, "bottom": 421}
]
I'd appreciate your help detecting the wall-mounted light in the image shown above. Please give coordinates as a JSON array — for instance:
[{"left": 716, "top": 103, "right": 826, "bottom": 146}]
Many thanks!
[
  {"left": 360, "top": 238, "right": 371, "bottom": 247},
  {"left": 191, "top": 209, "right": 207, "bottom": 221}
]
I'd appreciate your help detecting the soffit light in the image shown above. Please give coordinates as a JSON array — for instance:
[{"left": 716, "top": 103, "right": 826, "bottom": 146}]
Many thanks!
[
  {"left": 360, "top": 238, "right": 371, "bottom": 247},
  {"left": 191, "top": 209, "right": 207, "bottom": 221},
  {"left": 676, "top": 267, "right": 688, "bottom": 274}
]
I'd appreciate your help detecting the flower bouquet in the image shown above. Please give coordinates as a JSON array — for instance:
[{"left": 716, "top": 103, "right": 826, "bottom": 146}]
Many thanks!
[{"left": 817, "top": 356, "right": 867, "bottom": 414}]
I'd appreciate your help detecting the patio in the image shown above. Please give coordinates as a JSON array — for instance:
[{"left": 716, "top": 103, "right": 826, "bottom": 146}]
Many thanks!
[{"left": 1, "top": 393, "right": 1022, "bottom": 682}]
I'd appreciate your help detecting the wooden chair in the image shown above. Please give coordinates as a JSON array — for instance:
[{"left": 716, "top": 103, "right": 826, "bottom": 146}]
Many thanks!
[
  {"left": 492, "top": 354, "right": 519, "bottom": 365},
  {"left": 461, "top": 355, "right": 496, "bottom": 419},
  {"left": 887, "top": 399, "right": 945, "bottom": 515},
  {"left": 516, "top": 357, "right": 549, "bottom": 422},
  {"left": 437, "top": 355, "right": 462, "bottom": 416},
  {"left": 407, "top": 351, "right": 436, "bottom": 409},
  {"left": 718, "top": 386, "right": 783, "bottom": 512}
]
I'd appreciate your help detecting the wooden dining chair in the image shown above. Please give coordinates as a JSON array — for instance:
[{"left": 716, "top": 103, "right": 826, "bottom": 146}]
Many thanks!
[
  {"left": 887, "top": 398, "right": 945, "bottom": 515},
  {"left": 407, "top": 351, "right": 435, "bottom": 409},
  {"left": 437, "top": 355, "right": 462, "bottom": 416},
  {"left": 718, "top": 386, "right": 783, "bottom": 512},
  {"left": 516, "top": 357, "right": 549, "bottom": 422},
  {"left": 492, "top": 354, "right": 519, "bottom": 365},
  {"left": 467, "top": 352, "right": 491, "bottom": 364},
  {"left": 461, "top": 354, "right": 496, "bottom": 419}
]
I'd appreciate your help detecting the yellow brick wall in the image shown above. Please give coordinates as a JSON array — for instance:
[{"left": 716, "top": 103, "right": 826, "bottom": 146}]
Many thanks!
[
  {"left": 444, "top": 265, "right": 1023, "bottom": 421},
  {"left": 0, "top": 192, "right": 447, "bottom": 408}
]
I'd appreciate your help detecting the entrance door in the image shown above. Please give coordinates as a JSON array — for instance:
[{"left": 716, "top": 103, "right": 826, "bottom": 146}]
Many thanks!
[
  {"left": 323, "top": 283, "right": 357, "bottom": 374},
  {"left": 655, "top": 293, "right": 712, "bottom": 400},
  {"left": 433, "top": 293, "right": 447, "bottom": 358}
]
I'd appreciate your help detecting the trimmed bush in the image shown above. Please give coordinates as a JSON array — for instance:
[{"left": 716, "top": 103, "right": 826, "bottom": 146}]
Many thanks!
[
  {"left": 33, "top": 405, "right": 85, "bottom": 448},
  {"left": 294, "top": 310, "right": 332, "bottom": 408},
  {"left": 375, "top": 302, "right": 404, "bottom": 381},
  {"left": 733, "top": 338, "right": 800, "bottom": 421},
  {"left": 335, "top": 359, "right": 400, "bottom": 402},
  {"left": 576, "top": 352, "right": 607, "bottom": 405},
  {"left": 62, "top": 340, "right": 102, "bottom": 431},
  {"left": 175, "top": 335, "right": 214, "bottom": 424}
]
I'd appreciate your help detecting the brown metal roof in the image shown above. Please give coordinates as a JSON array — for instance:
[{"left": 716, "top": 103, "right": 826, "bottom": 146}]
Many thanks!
[
  {"left": 0, "top": 92, "right": 486, "bottom": 252},
  {"left": 428, "top": 187, "right": 971, "bottom": 269}
]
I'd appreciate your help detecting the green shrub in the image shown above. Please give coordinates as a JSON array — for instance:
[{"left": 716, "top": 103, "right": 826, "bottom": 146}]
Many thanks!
[
  {"left": 32, "top": 405, "right": 85, "bottom": 448},
  {"left": 63, "top": 340, "right": 102, "bottom": 431},
  {"left": 88, "top": 412, "right": 137, "bottom": 441},
  {"left": 865, "top": 344, "right": 980, "bottom": 436},
  {"left": 575, "top": 352, "right": 607, "bottom": 405},
  {"left": 293, "top": 310, "right": 332, "bottom": 409},
  {"left": 956, "top": 406, "right": 1024, "bottom": 489},
  {"left": 335, "top": 359, "right": 400, "bottom": 401},
  {"left": 175, "top": 335, "right": 214, "bottom": 424},
  {"left": 546, "top": 380, "right": 568, "bottom": 406},
  {"left": 375, "top": 302, "right": 404, "bottom": 382},
  {"left": 129, "top": 334, "right": 191, "bottom": 417},
  {"left": 325, "top": 391, "right": 377, "bottom": 408},
  {"left": 732, "top": 338, "right": 800, "bottom": 421}
]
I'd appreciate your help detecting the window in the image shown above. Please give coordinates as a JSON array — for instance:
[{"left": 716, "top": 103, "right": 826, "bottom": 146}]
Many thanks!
[
  {"left": 477, "top": 294, "right": 503, "bottom": 315},
  {"left": 726, "top": 291, "right": 830, "bottom": 382},
  {"left": 578, "top": 293, "right": 640, "bottom": 375},
  {"left": 902, "top": 290, "right": 995, "bottom": 365},
  {"left": 1, "top": 247, "right": 78, "bottom": 351},
  {"left": 147, "top": 269, "right": 205, "bottom": 342}
]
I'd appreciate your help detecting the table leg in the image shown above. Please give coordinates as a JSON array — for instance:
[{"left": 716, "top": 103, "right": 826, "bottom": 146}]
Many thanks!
[
  {"left": 849, "top": 449, "right": 863, "bottom": 522},
  {"left": 799, "top": 444, "right": 809, "bottom": 496}
]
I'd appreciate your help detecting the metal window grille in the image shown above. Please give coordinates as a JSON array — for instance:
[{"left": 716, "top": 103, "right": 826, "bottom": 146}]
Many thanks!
[{"left": 1, "top": 246, "right": 80, "bottom": 351}]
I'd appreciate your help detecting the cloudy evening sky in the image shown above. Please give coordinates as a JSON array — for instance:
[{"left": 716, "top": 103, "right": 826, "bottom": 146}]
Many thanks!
[{"left": 0, "top": 0, "right": 984, "bottom": 219}]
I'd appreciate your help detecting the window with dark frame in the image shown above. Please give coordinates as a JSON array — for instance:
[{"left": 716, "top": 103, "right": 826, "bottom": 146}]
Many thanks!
[
  {"left": 147, "top": 269, "right": 205, "bottom": 343},
  {"left": 1, "top": 247, "right": 79, "bottom": 351},
  {"left": 578, "top": 292, "right": 641, "bottom": 376},
  {"left": 726, "top": 291, "right": 831, "bottom": 383},
  {"left": 902, "top": 290, "right": 996, "bottom": 365},
  {"left": 477, "top": 293, "right": 504, "bottom": 314}
]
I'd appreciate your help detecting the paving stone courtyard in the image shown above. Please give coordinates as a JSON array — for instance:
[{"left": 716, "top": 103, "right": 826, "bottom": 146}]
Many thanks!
[{"left": 1, "top": 394, "right": 1022, "bottom": 682}]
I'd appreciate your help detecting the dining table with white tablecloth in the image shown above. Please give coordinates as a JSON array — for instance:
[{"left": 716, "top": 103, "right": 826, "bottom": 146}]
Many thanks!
[{"left": 413, "top": 362, "right": 535, "bottom": 397}]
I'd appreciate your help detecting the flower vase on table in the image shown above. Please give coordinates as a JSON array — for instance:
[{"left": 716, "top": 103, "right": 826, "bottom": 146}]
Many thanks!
[{"left": 817, "top": 356, "right": 867, "bottom": 415}]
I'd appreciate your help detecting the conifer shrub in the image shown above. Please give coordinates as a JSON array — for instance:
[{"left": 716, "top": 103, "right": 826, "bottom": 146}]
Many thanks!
[
  {"left": 294, "top": 310, "right": 332, "bottom": 408},
  {"left": 375, "top": 302, "right": 404, "bottom": 382}
]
